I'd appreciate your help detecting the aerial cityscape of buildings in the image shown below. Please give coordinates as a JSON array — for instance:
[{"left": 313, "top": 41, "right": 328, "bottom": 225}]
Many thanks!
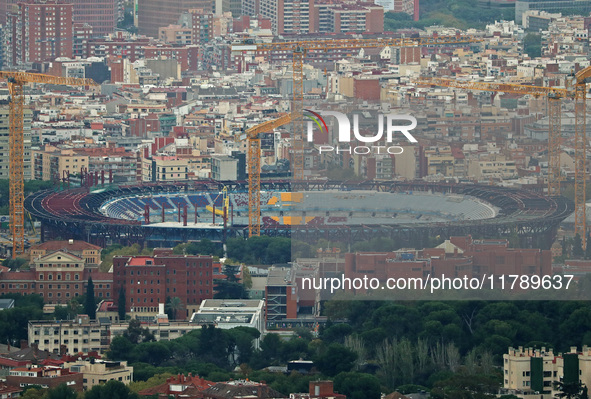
[{"left": 0, "top": 0, "right": 591, "bottom": 398}]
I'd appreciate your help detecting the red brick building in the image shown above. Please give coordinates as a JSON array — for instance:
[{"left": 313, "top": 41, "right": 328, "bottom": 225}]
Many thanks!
[
  {"left": 5, "top": 0, "right": 73, "bottom": 66},
  {"left": 71, "top": 0, "right": 116, "bottom": 37},
  {"left": 87, "top": 33, "right": 151, "bottom": 62},
  {"left": 112, "top": 249, "right": 213, "bottom": 319},
  {"left": 343, "top": 236, "right": 552, "bottom": 293},
  {"left": 144, "top": 45, "right": 200, "bottom": 72},
  {"left": 0, "top": 241, "right": 112, "bottom": 306}
]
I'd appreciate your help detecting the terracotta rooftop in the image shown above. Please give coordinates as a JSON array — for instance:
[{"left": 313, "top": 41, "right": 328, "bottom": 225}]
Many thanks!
[{"left": 31, "top": 240, "right": 101, "bottom": 252}]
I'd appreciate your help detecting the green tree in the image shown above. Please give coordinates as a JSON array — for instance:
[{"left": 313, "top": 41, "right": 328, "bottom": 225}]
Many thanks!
[
  {"left": 124, "top": 319, "right": 155, "bottom": 344},
  {"left": 165, "top": 297, "right": 183, "bottom": 320},
  {"left": 108, "top": 335, "right": 135, "bottom": 361},
  {"left": 45, "top": 384, "right": 77, "bottom": 399},
  {"left": 334, "top": 372, "right": 381, "bottom": 399},
  {"left": 86, "top": 380, "right": 139, "bottom": 399},
  {"left": 553, "top": 381, "right": 588, "bottom": 399},
  {"left": 20, "top": 387, "right": 46, "bottom": 399},
  {"left": 118, "top": 286, "right": 126, "bottom": 321},
  {"left": 85, "top": 277, "right": 96, "bottom": 319},
  {"left": 314, "top": 343, "right": 357, "bottom": 376},
  {"left": 523, "top": 33, "right": 542, "bottom": 58},
  {"left": 2, "top": 257, "right": 28, "bottom": 270}
]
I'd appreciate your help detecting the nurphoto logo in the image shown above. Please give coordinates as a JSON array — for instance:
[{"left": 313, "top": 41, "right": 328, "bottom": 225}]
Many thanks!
[{"left": 305, "top": 109, "right": 418, "bottom": 155}]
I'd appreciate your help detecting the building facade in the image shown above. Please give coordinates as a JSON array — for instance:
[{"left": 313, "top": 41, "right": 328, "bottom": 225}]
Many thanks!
[
  {"left": 65, "top": 359, "right": 133, "bottom": 390},
  {"left": 137, "top": 0, "right": 213, "bottom": 39},
  {"left": 502, "top": 346, "right": 591, "bottom": 397},
  {"left": 0, "top": 108, "right": 32, "bottom": 180},
  {"left": 5, "top": 0, "right": 73, "bottom": 66},
  {"left": 0, "top": 241, "right": 111, "bottom": 305},
  {"left": 112, "top": 250, "right": 214, "bottom": 319}
]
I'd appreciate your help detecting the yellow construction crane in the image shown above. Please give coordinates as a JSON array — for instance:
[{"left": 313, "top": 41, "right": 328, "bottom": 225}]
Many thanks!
[
  {"left": 416, "top": 77, "right": 568, "bottom": 197},
  {"left": 233, "top": 35, "right": 482, "bottom": 182},
  {"left": 572, "top": 67, "right": 591, "bottom": 249},
  {"left": 0, "top": 71, "right": 97, "bottom": 257},
  {"left": 418, "top": 70, "right": 591, "bottom": 248},
  {"left": 242, "top": 113, "right": 292, "bottom": 237}
]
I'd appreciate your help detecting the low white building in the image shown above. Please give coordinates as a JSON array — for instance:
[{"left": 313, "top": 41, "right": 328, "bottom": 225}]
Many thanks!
[{"left": 190, "top": 299, "right": 265, "bottom": 345}]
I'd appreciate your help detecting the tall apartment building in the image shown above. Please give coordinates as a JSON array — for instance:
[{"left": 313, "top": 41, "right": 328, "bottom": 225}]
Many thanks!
[
  {"left": 261, "top": 0, "right": 383, "bottom": 35},
  {"left": 242, "top": 0, "right": 258, "bottom": 16},
  {"left": 72, "top": 22, "right": 93, "bottom": 57},
  {"left": 5, "top": 0, "right": 73, "bottom": 66},
  {"left": 375, "top": 0, "right": 419, "bottom": 20},
  {"left": 190, "top": 9, "right": 214, "bottom": 44},
  {"left": 137, "top": 0, "right": 213, "bottom": 39},
  {"left": 112, "top": 249, "right": 214, "bottom": 319},
  {"left": 260, "top": 0, "right": 313, "bottom": 34},
  {"left": 72, "top": 0, "right": 117, "bottom": 37},
  {"left": 327, "top": 3, "right": 384, "bottom": 33},
  {"left": 87, "top": 33, "right": 150, "bottom": 62},
  {"left": 0, "top": 108, "right": 32, "bottom": 180}
]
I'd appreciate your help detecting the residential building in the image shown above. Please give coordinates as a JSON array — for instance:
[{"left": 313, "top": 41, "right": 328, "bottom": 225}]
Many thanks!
[
  {"left": 0, "top": 381, "right": 21, "bottom": 398},
  {"left": 260, "top": 0, "right": 312, "bottom": 35},
  {"left": 137, "top": 373, "right": 215, "bottom": 398},
  {"left": 310, "top": 0, "right": 383, "bottom": 33},
  {"left": 265, "top": 268, "right": 298, "bottom": 325},
  {"left": 143, "top": 45, "right": 200, "bottom": 72},
  {"left": 73, "top": 147, "right": 139, "bottom": 184},
  {"left": 6, "top": 365, "right": 83, "bottom": 391},
  {"left": 4, "top": 0, "right": 73, "bottom": 66},
  {"left": 29, "top": 318, "right": 207, "bottom": 354},
  {"left": 112, "top": 250, "right": 214, "bottom": 319},
  {"left": 200, "top": 380, "right": 287, "bottom": 399},
  {"left": 64, "top": 359, "right": 133, "bottom": 390},
  {"left": 33, "top": 147, "right": 89, "bottom": 182},
  {"left": 72, "top": 23, "right": 93, "bottom": 58},
  {"left": 189, "top": 9, "right": 214, "bottom": 45},
  {"left": 158, "top": 25, "right": 193, "bottom": 45},
  {"left": 137, "top": 0, "right": 213, "bottom": 38},
  {"left": 502, "top": 346, "right": 591, "bottom": 397},
  {"left": 87, "top": 33, "right": 151, "bottom": 63},
  {"left": 467, "top": 156, "right": 517, "bottom": 179},
  {"left": 71, "top": 0, "right": 117, "bottom": 37},
  {"left": 0, "top": 108, "right": 32, "bottom": 180},
  {"left": 142, "top": 156, "right": 189, "bottom": 182}
]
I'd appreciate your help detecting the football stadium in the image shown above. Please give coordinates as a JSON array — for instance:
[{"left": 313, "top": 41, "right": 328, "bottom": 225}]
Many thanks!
[{"left": 25, "top": 180, "right": 572, "bottom": 249}]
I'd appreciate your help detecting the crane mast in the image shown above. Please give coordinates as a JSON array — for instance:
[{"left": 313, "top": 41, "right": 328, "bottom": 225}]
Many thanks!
[
  {"left": 419, "top": 70, "right": 591, "bottom": 249},
  {"left": 1, "top": 71, "right": 97, "bottom": 257}
]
